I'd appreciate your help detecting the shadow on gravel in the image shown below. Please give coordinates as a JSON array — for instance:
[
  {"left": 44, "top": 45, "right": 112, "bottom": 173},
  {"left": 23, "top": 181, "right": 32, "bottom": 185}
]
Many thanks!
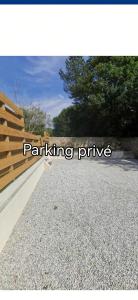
[
  {"left": 87, "top": 157, "right": 138, "bottom": 172},
  {"left": 61, "top": 152, "right": 138, "bottom": 172}
]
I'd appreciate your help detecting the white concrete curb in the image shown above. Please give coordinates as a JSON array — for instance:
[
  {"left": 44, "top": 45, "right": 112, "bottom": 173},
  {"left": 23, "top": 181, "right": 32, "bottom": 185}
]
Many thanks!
[{"left": 0, "top": 157, "right": 45, "bottom": 253}]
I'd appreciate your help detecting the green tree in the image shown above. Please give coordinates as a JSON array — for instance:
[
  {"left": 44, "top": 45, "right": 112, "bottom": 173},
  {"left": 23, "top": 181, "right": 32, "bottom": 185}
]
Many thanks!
[
  {"left": 58, "top": 56, "right": 138, "bottom": 137},
  {"left": 22, "top": 106, "right": 46, "bottom": 136},
  {"left": 53, "top": 106, "right": 74, "bottom": 136}
]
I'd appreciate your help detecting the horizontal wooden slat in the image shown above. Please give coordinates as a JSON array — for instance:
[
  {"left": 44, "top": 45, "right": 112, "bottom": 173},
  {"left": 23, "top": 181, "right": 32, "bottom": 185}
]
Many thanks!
[
  {"left": 0, "top": 152, "right": 33, "bottom": 171},
  {"left": 0, "top": 125, "right": 39, "bottom": 140},
  {"left": 0, "top": 141, "right": 23, "bottom": 152},
  {"left": 0, "top": 107, "right": 24, "bottom": 128},
  {"left": 0, "top": 156, "right": 40, "bottom": 190},
  {"left": 0, "top": 141, "right": 41, "bottom": 152},
  {"left": 0, "top": 92, "right": 23, "bottom": 117}
]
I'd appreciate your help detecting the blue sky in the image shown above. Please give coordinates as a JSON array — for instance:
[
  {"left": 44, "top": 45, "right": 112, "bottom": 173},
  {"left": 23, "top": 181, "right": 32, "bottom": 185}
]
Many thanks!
[{"left": 0, "top": 56, "right": 72, "bottom": 117}]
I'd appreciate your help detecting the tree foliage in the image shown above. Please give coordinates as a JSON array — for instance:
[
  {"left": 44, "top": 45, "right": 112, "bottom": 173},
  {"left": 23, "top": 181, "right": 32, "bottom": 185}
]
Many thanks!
[
  {"left": 54, "top": 56, "right": 138, "bottom": 137},
  {"left": 22, "top": 106, "right": 46, "bottom": 136}
]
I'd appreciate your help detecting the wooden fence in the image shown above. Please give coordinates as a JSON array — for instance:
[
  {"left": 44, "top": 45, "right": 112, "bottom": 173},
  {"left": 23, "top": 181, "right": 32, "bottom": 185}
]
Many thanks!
[{"left": 0, "top": 92, "right": 48, "bottom": 191}]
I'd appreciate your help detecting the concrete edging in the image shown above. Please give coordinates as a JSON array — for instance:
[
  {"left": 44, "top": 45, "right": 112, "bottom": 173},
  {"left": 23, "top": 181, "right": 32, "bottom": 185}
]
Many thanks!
[{"left": 0, "top": 157, "right": 45, "bottom": 253}]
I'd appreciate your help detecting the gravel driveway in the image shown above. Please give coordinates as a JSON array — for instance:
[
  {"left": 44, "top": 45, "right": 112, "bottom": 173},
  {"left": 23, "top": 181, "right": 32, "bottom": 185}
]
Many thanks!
[{"left": 0, "top": 158, "right": 137, "bottom": 289}]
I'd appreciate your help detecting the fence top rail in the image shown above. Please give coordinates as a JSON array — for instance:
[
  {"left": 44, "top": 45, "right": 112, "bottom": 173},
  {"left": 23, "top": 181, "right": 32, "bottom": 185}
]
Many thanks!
[{"left": 0, "top": 92, "right": 23, "bottom": 117}]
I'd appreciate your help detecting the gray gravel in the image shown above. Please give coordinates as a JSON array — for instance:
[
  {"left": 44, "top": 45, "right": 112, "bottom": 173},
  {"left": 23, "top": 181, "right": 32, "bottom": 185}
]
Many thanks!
[{"left": 0, "top": 157, "right": 138, "bottom": 289}]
